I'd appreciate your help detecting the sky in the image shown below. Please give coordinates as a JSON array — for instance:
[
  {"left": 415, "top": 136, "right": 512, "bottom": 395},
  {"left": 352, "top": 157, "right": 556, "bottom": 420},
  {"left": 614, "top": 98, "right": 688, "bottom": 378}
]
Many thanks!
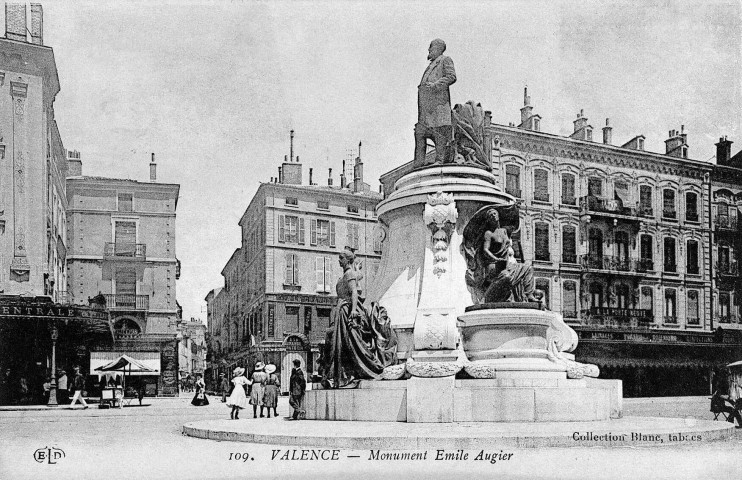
[{"left": 20, "top": 0, "right": 742, "bottom": 322}]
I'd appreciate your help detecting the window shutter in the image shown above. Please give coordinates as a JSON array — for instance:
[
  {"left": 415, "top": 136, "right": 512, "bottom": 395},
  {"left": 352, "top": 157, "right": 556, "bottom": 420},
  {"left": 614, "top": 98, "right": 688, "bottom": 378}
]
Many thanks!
[
  {"left": 324, "top": 257, "right": 332, "bottom": 292},
  {"left": 310, "top": 219, "right": 317, "bottom": 246},
  {"left": 293, "top": 254, "right": 299, "bottom": 286},
  {"left": 285, "top": 253, "right": 293, "bottom": 284},
  {"left": 315, "top": 257, "right": 324, "bottom": 291},
  {"left": 299, "top": 218, "right": 305, "bottom": 244},
  {"left": 278, "top": 215, "right": 285, "bottom": 243},
  {"left": 330, "top": 222, "right": 336, "bottom": 247}
]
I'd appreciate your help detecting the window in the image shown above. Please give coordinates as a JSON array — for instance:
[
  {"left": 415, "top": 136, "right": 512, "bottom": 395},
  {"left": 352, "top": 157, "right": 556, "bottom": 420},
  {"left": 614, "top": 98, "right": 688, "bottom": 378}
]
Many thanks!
[
  {"left": 114, "top": 221, "right": 137, "bottom": 256},
  {"left": 686, "top": 240, "right": 699, "bottom": 275},
  {"left": 346, "top": 223, "right": 360, "bottom": 250},
  {"left": 533, "top": 169, "right": 549, "bottom": 202},
  {"left": 588, "top": 177, "right": 602, "bottom": 197},
  {"left": 637, "top": 137, "right": 645, "bottom": 150},
  {"left": 533, "top": 118, "right": 540, "bottom": 131},
  {"left": 117, "top": 193, "right": 133, "bottom": 212},
  {"left": 317, "top": 201, "right": 329, "bottom": 210},
  {"left": 615, "top": 231, "right": 629, "bottom": 266},
  {"left": 536, "top": 278, "right": 550, "bottom": 309},
  {"left": 639, "top": 185, "right": 653, "bottom": 216},
  {"left": 588, "top": 228, "right": 603, "bottom": 267},
  {"left": 315, "top": 256, "right": 333, "bottom": 292},
  {"left": 347, "top": 204, "right": 359, "bottom": 214},
  {"left": 663, "top": 238, "right": 676, "bottom": 272},
  {"left": 639, "top": 235, "right": 653, "bottom": 271},
  {"left": 285, "top": 197, "right": 298, "bottom": 207},
  {"left": 373, "top": 232, "right": 383, "bottom": 253},
  {"left": 285, "top": 253, "right": 299, "bottom": 285},
  {"left": 561, "top": 173, "right": 576, "bottom": 205},
  {"left": 685, "top": 192, "right": 698, "bottom": 222},
  {"left": 590, "top": 283, "right": 603, "bottom": 309},
  {"left": 505, "top": 165, "right": 521, "bottom": 197},
  {"left": 640, "top": 287, "right": 653, "bottom": 312},
  {"left": 303, "top": 306, "right": 312, "bottom": 334},
  {"left": 719, "top": 293, "right": 731, "bottom": 321},
  {"left": 285, "top": 306, "right": 301, "bottom": 332},
  {"left": 562, "top": 225, "right": 576, "bottom": 264},
  {"left": 310, "top": 219, "right": 335, "bottom": 247},
  {"left": 614, "top": 180, "right": 629, "bottom": 206},
  {"left": 687, "top": 290, "right": 699, "bottom": 325},
  {"left": 681, "top": 146, "right": 688, "bottom": 158},
  {"left": 278, "top": 215, "right": 305, "bottom": 244},
  {"left": 664, "top": 289, "right": 677, "bottom": 323},
  {"left": 115, "top": 268, "right": 137, "bottom": 297},
  {"left": 586, "top": 128, "right": 593, "bottom": 141},
  {"left": 718, "top": 245, "right": 730, "bottom": 274},
  {"left": 662, "top": 189, "right": 676, "bottom": 218},
  {"left": 616, "top": 284, "right": 629, "bottom": 309},
  {"left": 563, "top": 281, "right": 577, "bottom": 318},
  {"left": 534, "top": 222, "right": 550, "bottom": 261}
]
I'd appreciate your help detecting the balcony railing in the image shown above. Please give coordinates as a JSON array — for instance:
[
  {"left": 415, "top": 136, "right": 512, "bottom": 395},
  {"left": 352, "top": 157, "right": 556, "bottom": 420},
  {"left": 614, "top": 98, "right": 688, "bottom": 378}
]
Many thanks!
[
  {"left": 534, "top": 194, "right": 550, "bottom": 203},
  {"left": 561, "top": 253, "right": 578, "bottom": 264},
  {"left": 104, "top": 294, "right": 150, "bottom": 310},
  {"left": 685, "top": 212, "right": 699, "bottom": 223},
  {"left": 663, "top": 315, "right": 678, "bottom": 324},
  {"left": 579, "top": 196, "right": 638, "bottom": 217},
  {"left": 636, "top": 258, "right": 654, "bottom": 272},
  {"left": 716, "top": 261, "right": 739, "bottom": 277},
  {"left": 715, "top": 215, "right": 738, "bottom": 231},
  {"left": 589, "top": 307, "right": 653, "bottom": 320},
  {"left": 662, "top": 209, "right": 677, "bottom": 220},
  {"left": 581, "top": 254, "right": 643, "bottom": 273},
  {"left": 717, "top": 315, "right": 740, "bottom": 324},
  {"left": 663, "top": 263, "right": 677, "bottom": 274},
  {"left": 104, "top": 242, "right": 146, "bottom": 260},
  {"left": 563, "top": 310, "right": 578, "bottom": 319},
  {"left": 639, "top": 206, "right": 654, "bottom": 218}
]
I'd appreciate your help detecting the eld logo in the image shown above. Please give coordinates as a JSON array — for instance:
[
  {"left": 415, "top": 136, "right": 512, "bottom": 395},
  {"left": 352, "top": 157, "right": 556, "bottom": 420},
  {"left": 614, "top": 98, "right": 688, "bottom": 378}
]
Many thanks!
[{"left": 33, "top": 446, "right": 65, "bottom": 464}]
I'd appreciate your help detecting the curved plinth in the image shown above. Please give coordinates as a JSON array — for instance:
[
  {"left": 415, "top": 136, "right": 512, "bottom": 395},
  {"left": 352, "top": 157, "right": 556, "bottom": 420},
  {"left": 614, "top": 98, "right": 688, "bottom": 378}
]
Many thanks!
[{"left": 182, "top": 416, "right": 734, "bottom": 449}]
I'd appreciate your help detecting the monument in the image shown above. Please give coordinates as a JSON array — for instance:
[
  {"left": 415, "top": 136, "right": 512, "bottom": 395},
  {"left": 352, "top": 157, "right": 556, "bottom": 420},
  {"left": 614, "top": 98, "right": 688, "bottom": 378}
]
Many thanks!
[{"left": 308, "top": 40, "right": 616, "bottom": 423}]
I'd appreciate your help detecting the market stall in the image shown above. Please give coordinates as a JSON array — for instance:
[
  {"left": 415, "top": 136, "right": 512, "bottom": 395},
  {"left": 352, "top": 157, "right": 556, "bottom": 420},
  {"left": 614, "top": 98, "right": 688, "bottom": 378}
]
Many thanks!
[{"left": 94, "top": 354, "right": 155, "bottom": 408}]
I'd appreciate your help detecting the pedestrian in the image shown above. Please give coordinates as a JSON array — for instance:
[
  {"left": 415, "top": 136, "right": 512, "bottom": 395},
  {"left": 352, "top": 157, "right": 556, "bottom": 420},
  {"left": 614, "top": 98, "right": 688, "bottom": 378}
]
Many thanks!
[
  {"left": 262, "top": 364, "right": 280, "bottom": 418},
  {"left": 69, "top": 367, "right": 89, "bottom": 409},
  {"left": 57, "top": 369, "right": 68, "bottom": 405},
  {"left": 219, "top": 373, "right": 230, "bottom": 403},
  {"left": 42, "top": 377, "right": 51, "bottom": 404},
  {"left": 250, "top": 362, "right": 267, "bottom": 418},
  {"left": 289, "top": 359, "right": 306, "bottom": 420},
  {"left": 226, "top": 367, "right": 250, "bottom": 420},
  {"left": 191, "top": 374, "right": 209, "bottom": 406}
]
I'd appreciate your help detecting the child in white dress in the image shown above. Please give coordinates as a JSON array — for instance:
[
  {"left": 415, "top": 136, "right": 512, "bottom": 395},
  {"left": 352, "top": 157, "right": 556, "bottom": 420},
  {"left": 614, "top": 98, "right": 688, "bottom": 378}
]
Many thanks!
[{"left": 226, "top": 367, "right": 251, "bottom": 420}]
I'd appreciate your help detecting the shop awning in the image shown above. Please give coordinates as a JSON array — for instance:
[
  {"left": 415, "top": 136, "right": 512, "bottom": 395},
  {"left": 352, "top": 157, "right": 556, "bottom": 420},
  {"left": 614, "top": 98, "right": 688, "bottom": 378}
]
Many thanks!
[
  {"left": 0, "top": 295, "right": 113, "bottom": 337},
  {"left": 90, "top": 351, "right": 160, "bottom": 376}
]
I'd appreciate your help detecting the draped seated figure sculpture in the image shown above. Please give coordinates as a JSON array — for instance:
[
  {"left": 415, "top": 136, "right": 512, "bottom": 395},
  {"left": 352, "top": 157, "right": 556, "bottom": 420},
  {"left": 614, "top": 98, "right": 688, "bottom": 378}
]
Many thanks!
[{"left": 319, "top": 250, "right": 398, "bottom": 388}]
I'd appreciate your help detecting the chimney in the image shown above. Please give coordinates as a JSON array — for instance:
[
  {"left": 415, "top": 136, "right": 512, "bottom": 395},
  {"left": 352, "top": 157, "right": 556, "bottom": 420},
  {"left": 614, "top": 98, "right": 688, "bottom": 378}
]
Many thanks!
[
  {"left": 520, "top": 86, "right": 533, "bottom": 126},
  {"left": 328, "top": 168, "right": 333, "bottom": 186},
  {"left": 278, "top": 166, "right": 283, "bottom": 184},
  {"left": 570, "top": 109, "right": 593, "bottom": 141},
  {"left": 353, "top": 141, "right": 364, "bottom": 193},
  {"left": 289, "top": 130, "right": 295, "bottom": 163},
  {"left": 5, "top": 3, "right": 27, "bottom": 42},
  {"left": 665, "top": 126, "right": 689, "bottom": 158},
  {"left": 716, "top": 136, "right": 733, "bottom": 165},
  {"left": 340, "top": 160, "right": 347, "bottom": 188},
  {"left": 149, "top": 153, "right": 157, "bottom": 181},
  {"left": 281, "top": 153, "right": 302, "bottom": 185},
  {"left": 29, "top": 4, "right": 43, "bottom": 45},
  {"left": 66, "top": 150, "right": 82, "bottom": 177},
  {"left": 602, "top": 118, "right": 612, "bottom": 145},
  {"left": 309, "top": 168, "right": 313, "bottom": 185}
]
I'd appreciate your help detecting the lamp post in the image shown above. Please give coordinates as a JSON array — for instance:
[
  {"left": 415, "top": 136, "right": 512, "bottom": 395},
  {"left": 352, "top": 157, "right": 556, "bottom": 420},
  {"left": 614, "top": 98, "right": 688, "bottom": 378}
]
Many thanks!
[{"left": 47, "top": 323, "right": 59, "bottom": 407}]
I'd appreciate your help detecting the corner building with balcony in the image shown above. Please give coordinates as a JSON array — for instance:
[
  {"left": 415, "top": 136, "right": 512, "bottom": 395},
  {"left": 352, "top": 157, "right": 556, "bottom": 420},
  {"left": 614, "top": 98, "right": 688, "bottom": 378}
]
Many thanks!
[
  {"left": 489, "top": 90, "right": 742, "bottom": 396},
  {"left": 66, "top": 154, "right": 181, "bottom": 396},
  {"left": 208, "top": 142, "right": 382, "bottom": 392}
]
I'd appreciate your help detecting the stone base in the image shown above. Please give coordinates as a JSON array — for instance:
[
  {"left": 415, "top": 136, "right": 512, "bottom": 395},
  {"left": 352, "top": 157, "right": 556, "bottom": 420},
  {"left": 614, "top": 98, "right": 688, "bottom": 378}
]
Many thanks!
[{"left": 305, "top": 377, "right": 620, "bottom": 423}]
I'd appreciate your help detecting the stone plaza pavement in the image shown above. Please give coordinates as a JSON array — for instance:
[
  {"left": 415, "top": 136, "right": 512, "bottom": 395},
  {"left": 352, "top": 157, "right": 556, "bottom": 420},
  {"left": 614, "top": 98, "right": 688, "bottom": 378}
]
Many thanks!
[{"left": 0, "top": 395, "right": 740, "bottom": 480}]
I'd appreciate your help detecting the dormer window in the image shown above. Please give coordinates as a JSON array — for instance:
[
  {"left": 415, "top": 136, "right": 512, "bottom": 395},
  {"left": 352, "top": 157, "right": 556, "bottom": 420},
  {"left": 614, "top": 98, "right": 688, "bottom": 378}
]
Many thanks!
[
  {"left": 533, "top": 118, "right": 540, "bottom": 132},
  {"left": 285, "top": 197, "right": 298, "bottom": 207},
  {"left": 637, "top": 137, "right": 644, "bottom": 151},
  {"left": 681, "top": 146, "right": 688, "bottom": 158},
  {"left": 586, "top": 128, "right": 593, "bottom": 141}
]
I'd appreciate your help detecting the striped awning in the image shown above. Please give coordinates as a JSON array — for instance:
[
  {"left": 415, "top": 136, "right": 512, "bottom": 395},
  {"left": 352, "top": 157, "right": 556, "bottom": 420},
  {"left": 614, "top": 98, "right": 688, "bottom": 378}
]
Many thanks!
[{"left": 577, "top": 356, "right": 717, "bottom": 369}]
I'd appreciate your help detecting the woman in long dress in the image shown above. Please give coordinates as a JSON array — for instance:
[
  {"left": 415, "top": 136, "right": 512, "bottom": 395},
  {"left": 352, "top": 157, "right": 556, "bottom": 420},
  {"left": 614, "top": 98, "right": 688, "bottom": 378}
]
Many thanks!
[
  {"left": 190, "top": 374, "right": 209, "bottom": 406},
  {"left": 262, "top": 364, "right": 280, "bottom": 418},
  {"left": 250, "top": 362, "right": 267, "bottom": 418},
  {"left": 226, "top": 367, "right": 249, "bottom": 420},
  {"left": 319, "top": 249, "right": 398, "bottom": 388}
]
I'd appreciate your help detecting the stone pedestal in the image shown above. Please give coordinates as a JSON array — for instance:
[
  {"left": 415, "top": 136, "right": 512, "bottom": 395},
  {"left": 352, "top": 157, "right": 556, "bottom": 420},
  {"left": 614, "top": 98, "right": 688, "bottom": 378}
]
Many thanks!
[{"left": 406, "top": 376, "right": 455, "bottom": 423}]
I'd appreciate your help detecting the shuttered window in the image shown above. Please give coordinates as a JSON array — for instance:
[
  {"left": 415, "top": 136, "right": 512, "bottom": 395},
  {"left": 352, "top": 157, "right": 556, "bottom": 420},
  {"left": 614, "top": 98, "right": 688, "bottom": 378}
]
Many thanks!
[
  {"left": 117, "top": 193, "right": 133, "bottom": 212},
  {"left": 285, "top": 253, "right": 299, "bottom": 285},
  {"left": 534, "top": 222, "right": 550, "bottom": 261},
  {"left": 279, "top": 215, "right": 301, "bottom": 243},
  {"left": 315, "top": 256, "right": 333, "bottom": 292},
  {"left": 346, "top": 223, "right": 359, "bottom": 250},
  {"left": 561, "top": 173, "right": 575, "bottom": 205},
  {"left": 115, "top": 269, "right": 136, "bottom": 296}
]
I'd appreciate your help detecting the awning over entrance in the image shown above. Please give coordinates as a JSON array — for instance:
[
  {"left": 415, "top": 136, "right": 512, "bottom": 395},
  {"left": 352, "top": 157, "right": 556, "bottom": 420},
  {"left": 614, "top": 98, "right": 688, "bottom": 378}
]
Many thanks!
[
  {"left": 90, "top": 351, "right": 161, "bottom": 376},
  {"left": 0, "top": 295, "right": 113, "bottom": 337}
]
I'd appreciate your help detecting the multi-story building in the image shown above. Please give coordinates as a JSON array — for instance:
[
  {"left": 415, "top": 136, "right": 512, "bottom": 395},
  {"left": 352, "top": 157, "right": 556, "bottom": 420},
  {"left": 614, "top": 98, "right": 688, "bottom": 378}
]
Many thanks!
[
  {"left": 381, "top": 88, "right": 742, "bottom": 397},
  {"left": 66, "top": 154, "right": 181, "bottom": 396},
  {"left": 0, "top": 5, "right": 112, "bottom": 406},
  {"left": 208, "top": 136, "right": 383, "bottom": 391},
  {"left": 177, "top": 318, "right": 207, "bottom": 379},
  {"left": 711, "top": 138, "right": 742, "bottom": 332}
]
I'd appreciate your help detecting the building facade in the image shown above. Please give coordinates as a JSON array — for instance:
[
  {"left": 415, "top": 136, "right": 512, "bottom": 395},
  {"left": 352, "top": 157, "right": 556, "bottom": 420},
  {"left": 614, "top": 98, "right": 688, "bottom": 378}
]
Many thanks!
[
  {"left": 66, "top": 155, "right": 181, "bottom": 396},
  {"left": 380, "top": 88, "right": 742, "bottom": 397},
  {"left": 177, "top": 318, "right": 207, "bottom": 380},
  {"left": 207, "top": 143, "right": 382, "bottom": 392}
]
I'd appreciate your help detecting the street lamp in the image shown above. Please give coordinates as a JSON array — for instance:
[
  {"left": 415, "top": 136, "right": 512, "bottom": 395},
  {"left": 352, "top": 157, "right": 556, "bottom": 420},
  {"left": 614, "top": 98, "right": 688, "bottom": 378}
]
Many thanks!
[{"left": 47, "top": 323, "right": 59, "bottom": 407}]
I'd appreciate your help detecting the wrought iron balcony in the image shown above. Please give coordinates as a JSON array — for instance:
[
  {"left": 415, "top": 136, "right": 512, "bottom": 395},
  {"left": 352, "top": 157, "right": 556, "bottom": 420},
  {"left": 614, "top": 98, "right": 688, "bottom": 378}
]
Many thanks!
[
  {"left": 715, "top": 215, "right": 738, "bottom": 232},
  {"left": 662, "top": 209, "right": 677, "bottom": 220},
  {"left": 685, "top": 212, "right": 699, "bottom": 223},
  {"left": 561, "top": 253, "right": 578, "bottom": 264},
  {"left": 663, "top": 315, "right": 678, "bottom": 324},
  {"left": 716, "top": 315, "right": 740, "bottom": 324},
  {"left": 579, "top": 195, "right": 638, "bottom": 218},
  {"left": 581, "top": 254, "right": 643, "bottom": 273},
  {"left": 636, "top": 258, "right": 654, "bottom": 273},
  {"left": 104, "top": 242, "right": 146, "bottom": 260},
  {"left": 104, "top": 294, "right": 150, "bottom": 311},
  {"left": 638, "top": 206, "right": 654, "bottom": 218},
  {"left": 716, "top": 261, "right": 738, "bottom": 277}
]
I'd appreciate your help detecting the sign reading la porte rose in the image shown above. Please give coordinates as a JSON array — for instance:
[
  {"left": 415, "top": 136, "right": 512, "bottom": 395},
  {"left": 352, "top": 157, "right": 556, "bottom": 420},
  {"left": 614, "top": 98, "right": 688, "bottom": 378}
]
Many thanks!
[{"left": 0, "top": 303, "right": 108, "bottom": 321}]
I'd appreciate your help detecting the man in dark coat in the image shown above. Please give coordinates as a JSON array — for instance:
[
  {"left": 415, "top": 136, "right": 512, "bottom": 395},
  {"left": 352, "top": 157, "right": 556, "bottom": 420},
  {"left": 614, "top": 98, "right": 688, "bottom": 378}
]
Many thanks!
[
  {"left": 219, "top": 373, "right": 230, "bottom": 403},
  {"left": 289, "top": 359, "right": 306, "bottom": 420},
  {"left": 414, "top": 38, "right": 457, "bottom": 167}
]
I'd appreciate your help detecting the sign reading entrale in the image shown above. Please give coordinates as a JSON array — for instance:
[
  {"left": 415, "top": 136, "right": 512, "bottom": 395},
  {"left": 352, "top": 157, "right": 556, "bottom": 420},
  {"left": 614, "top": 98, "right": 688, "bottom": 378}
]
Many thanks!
[{"left": 0, "top": 304, "right": 108, "bottom": 321}]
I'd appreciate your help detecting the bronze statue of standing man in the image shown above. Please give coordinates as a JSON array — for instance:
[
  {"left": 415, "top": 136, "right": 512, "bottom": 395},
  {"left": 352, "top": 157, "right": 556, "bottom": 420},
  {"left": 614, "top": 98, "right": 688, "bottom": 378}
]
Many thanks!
[{"left": 414, "top": 39, "right": 457, "bottom": 168}]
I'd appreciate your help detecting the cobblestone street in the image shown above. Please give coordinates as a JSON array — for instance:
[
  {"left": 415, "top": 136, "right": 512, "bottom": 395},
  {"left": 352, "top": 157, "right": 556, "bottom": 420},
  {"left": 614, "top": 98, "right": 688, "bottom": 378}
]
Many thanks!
[{"left": 1, "top": 395, "right": 741, "bottom": 479}]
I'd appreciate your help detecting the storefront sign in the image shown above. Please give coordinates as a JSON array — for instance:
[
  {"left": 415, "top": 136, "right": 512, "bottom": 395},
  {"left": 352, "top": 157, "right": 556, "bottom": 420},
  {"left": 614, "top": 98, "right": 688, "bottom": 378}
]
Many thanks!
[
  {"left": 270, "top": 293, "right": 336, "bottom": 306},
  {"left": 267, "top": 303, "right": 275, "bottom": 337},
  {"left": 304, "top": 306, "right": 312, "bottom": 333},
  {"left": 0, "top": 302, "right": 108, "bottom": 321}
]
